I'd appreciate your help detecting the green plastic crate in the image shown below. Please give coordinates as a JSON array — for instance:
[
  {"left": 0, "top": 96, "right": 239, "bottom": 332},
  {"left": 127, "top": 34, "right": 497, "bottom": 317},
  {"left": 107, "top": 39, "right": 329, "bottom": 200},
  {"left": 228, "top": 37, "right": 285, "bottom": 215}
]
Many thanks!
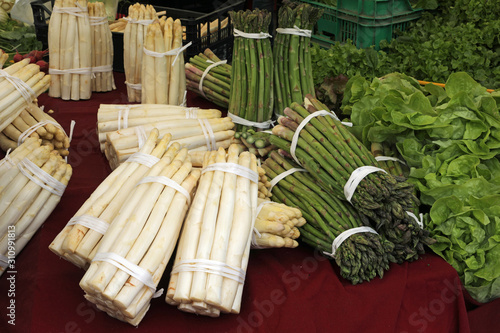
[
  {"left": 337, "top": 0, "right": 419, "bottom": 19},
  {"left": 297, "top": 0, "right": 423, "bottom": 49}
]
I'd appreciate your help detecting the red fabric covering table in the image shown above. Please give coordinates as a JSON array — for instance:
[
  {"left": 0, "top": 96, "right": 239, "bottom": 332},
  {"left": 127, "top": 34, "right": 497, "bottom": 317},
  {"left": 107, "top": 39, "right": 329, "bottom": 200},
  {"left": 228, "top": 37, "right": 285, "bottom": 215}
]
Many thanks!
[{"left": 0, "top": 73, "right": 490, "bottom": 333}]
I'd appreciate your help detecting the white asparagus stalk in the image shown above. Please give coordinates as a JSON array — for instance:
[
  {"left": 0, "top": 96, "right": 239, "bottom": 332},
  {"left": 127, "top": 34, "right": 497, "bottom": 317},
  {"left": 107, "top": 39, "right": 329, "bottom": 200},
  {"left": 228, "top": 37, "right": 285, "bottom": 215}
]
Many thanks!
[
  {"left": 189, "top": 148, "right": 226, "bottom": 302},
  {"left": 98, "top": 2, "right": 107, "bottom": 91},
  {"left": 220, "top": 152, "right": 257, "bottom": 312},
  {"left": 0, "top": 61, "right": 38, "bottom": 101},
  {"left": 48, "top": 0, "right": 63, "bottom": 97},
  {"left": 70, "top": 20, "right": 81, "bottom": 101},
  {"left": 127, "top": 5, "right": 138, "bottom": 102},
  {"left": 168, "top": 19, "right": 182, "bottom": 105},
  {"left": 97, "top": 104, "right": 220, "bottom": 121},
  {"left": 205, "top": 145, "right": 241, "bottom": 306},
  {"left": 61, "top": 0, "right": 76, "bottom": 100},
  {"left": 230, "top": 153, "right": 258, "bottom": 314},
  {"left": 114, "top": 168, "right": 200, "bottom": 314},
  {"left": 163, "top": 17, "right": 173, "bottom": 98},
  {"left": 122, "top": 5, "right": 132, "bottom": 98},
  {"left": 78, "top": 0, "right": 92, "bottom": 99},
  {"left": 141, "top": 23, "right": 156, "bottom": 104},
  {"left": 154, "top": 22, "right": 168, "bottom": 104},
  {"left": 133, "top": 6, "right": 146, "bottom": 103},
  {"left": 171, "top": 151, "right": 215, "bottom": 303}
]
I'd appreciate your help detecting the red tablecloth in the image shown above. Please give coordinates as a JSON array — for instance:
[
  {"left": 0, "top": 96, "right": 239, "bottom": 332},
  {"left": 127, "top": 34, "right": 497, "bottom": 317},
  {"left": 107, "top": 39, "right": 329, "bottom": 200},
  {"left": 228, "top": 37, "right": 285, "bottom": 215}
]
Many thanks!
[{"left": 0, "top": 73, "right": 493, "bottom": 333}]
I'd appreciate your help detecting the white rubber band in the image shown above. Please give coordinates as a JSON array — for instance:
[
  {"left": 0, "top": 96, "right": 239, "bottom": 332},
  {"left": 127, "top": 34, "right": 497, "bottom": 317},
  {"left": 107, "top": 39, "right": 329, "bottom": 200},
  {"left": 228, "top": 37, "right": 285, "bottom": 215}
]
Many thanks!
[
  {"left": 17, "top": 120, "right": 65, "bottom": 146},
  {"left": 92, "top": 252, "right": 157, "bottom": 293},
  {"left": 375, "top": 155, "right": 406, "bottom": 165},
  {"left": 269, "top": 168, "right": 307, "bottom": 193},
  {"left": 49, "top": 67, "right": 93, "bottom": 75},
  {"left": 126, "top": 152, "right": 160, "bottom": 168},
  {"left": 290, "top": 110, "right": 334, "bottom": 165},
  {"left": 227, "top": 112, "right": 274, "bottom": 129},
  {"left": 143, "top": 41, "right": 192, "bottom": 66},
  {"left": 406, "top": 211, "right": 424, "bottom": 228},
  {"left": 184, "top": 108, "right": 200, "bottom": 119},
  {"left": 91, "top": 64, "right": 113, "bottom": 73},
  {"left": 0, "top": 69, "right": 36, "bottom": 105},
  {"left": 52, "top": 5, "right": 88, "bottom": 17},
  {"left": 123, "top": 17, "right": 154, "bottom": 26},
  {"left": 89, "top": 16, "right": 107, "bottom": 26},
  {"left": 198, "top": 60, "right": 227, "bottom": 98},
  {"left": 17, "top": 158, "right": 66, "bottom": 196},
  {"left": 125, "top": 81, "right": 141, "bottom": 90},
  {"left": 234, "top": 28, "right": 272, "bottom": 39},
  {"left": 137, "top": 175, "right": 191, "bottom": 205},
  {"left": 198, "top": 119, "right": 216, "bottom": 151},
  {"left": 135, "top": 126, "right": 147, "bottom": 149},
  {"left": 344, "top": 166, "right": 387, "bottom": 203},
  {"left": 276, "top": 25, "right": 312, "bottom": 37},
  {"left": 251, "top": 229, "right": 264, "bottom": 249},
  {"left": 315, "top": 109, "right": 353, "bottom": 127},
  {"left": 181, "top": 90, "right": 188, "bottom": 107},
  {"left": 171, "top": 259, "right": 245, "bottom": 284},
  {"left": 67, "top": 215, "right": 109, "bottom": 235},
  {"left": 202, "top": 162, "right": 259, "bottom": 184},
  {"left": 324, "top": 226, "right": 378, "bottom": 258}
]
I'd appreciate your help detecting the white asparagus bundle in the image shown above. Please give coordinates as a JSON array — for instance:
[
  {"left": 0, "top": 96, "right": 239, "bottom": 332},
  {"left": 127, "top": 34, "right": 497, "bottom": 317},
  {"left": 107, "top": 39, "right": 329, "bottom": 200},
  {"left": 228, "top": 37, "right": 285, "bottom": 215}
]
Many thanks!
[
  {"left": 123, "top": 3, "right": 157, "bottom": 102},
  {"left": 141, "top": 17, "right": 186, "bottom": 105},
  {"left": 49, "top": 129, "right": 174, "bottom": 269},
  {"left": 0, "top": 139, "right": 72, "bottom": 276},
  {"left": 0, "top": 59, "right": 51, "bottom": 133},
  {"left": 48, "top": 0, "right": 92, "bottom": 100},
  {"left": 0, "top": 102, "right": 71, "bottom": 156},
  {"left": 89, "top": 1, "right": 116, "bottom": 92},
  {"left": 79, "top": 146, "right": 200, "bottom": 325},
  {"left": 103, "top": 117, "right": 235, "bottom": 170},
  {"left": 166, "top": 145, "right": 259, "bottom": 315},
  {"left": 252, "top": 198, "right": 305, "bottom": 249},
  {"left": 97, "top": 104, "right": 222, "bottom": 148}
]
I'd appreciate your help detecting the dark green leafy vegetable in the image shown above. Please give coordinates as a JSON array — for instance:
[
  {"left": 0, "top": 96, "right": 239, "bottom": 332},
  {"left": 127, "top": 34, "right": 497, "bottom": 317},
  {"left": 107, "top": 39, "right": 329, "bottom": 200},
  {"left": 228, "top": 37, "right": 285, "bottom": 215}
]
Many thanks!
[{"left": 0, "top": 16, "right": 42, "bottom": 64}]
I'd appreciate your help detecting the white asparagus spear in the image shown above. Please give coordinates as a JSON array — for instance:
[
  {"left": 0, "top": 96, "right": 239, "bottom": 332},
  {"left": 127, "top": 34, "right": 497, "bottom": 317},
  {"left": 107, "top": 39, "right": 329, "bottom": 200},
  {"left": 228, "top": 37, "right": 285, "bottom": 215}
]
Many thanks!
[
  {"left": 127, "top": 5, "right": 139, "bottom": 102},
  {"left": 168, "top": 19, "right": 182, "bottom": 105},
  {"left": 141, "top": 23, "right": 156, "bottom": 104},
  {"left": 163, "top": 17, "right": 173, "bottom": 98},
  {"left": 122, "top": 4, "right": 132, "bottom": 97},
  {"left": 154, "top": 22, "right": 168, "bottom": 104},
  {"left": 205, "top": 145, "right": 241, "bottom": 306},
  {"left": 216, "top": 151, "right": 253, "bottom": 312},
  {"left": 61, "top": 0, "right": 76, "bottom": 100}
]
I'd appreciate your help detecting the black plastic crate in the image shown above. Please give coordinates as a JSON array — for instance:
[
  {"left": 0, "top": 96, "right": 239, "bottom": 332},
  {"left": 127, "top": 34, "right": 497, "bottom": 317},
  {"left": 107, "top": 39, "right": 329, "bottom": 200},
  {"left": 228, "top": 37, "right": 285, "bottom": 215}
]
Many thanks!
[{"left": 31, "top": 0, "right": 54, "bottom": 51}]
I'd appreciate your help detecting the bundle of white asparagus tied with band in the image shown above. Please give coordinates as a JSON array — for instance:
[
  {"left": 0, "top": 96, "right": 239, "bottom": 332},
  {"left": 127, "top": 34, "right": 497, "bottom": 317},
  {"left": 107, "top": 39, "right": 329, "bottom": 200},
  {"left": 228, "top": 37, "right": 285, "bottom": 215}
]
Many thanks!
[
  {"left": 251, "top": 198, "right": 305, "bottom": 249},
  {"left": 89, "top": 1, "right": 116, "bottom": 92},
  {"left": 48, "top": 0, "right": 92, "bottom": 100},
  {"left": 50, "top": 129, "right": 176, "bottom": 269},
  {"left": 165, "top": 145, "right": 258, "bottom": 316},
  {"left": 123, "top": 3, "right": 158, "bottom": 102},
  {"left": 79, "top": 138, "right": 200, "bottom": 325},
  {"left": 97, "top": 105, "right": 236, "bottom": 170},
  {"left": 0, "top": 102, "right": 72, "bottom": 156},
  {"left": 141, "top": 17, "right": 189, "bottom": 105},
  {"left": 0, "top": 59, "right": 51, "bottom": 132},
  {"left": 0, "top": 138, "right": 72, "bottom": 276}
]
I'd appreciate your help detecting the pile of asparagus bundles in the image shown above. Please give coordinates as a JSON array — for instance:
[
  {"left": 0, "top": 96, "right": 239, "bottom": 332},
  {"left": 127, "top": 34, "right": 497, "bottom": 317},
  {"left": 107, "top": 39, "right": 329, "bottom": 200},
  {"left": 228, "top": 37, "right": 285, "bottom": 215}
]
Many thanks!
[
  {"left": 165, "top": 145, "right": 258, "bottom": 316},
  {"left": 185, "top": 49, "right": 231, "bottom": 109},
  {"left": 0, "top": 59, "right": 51, "bottom": 132},
  {"left": 252, "top": 198, "right": 305, "bottom": 249},
  {"left": 79, "top": 139, "right": 199, "bottom": 325},
  {"left": 0, "top": 102, "right": 71, "bottom": 156},
  {"left": 89, "top": 1, "right": 116, "bottom": 92},
  {"left": 48, "top": 0, "right": 92, "bottom": 100},
  {"left": 0, "top": 138, "right": 72, "bottom": 276},
  {"left": 227, "top": 9, "right": 274, "bottom": 132},
  {"left": 123, "top": 3, "right": 157, "bottom": 102},
  {"left": 50, "top": 129, "right": 174, "bottom": 269},
  {"left": 273, "top": 1, "right": 323, "bottom": 115},
  {"left": 141, "top": 17, "right": 188, "bottom": 105}
]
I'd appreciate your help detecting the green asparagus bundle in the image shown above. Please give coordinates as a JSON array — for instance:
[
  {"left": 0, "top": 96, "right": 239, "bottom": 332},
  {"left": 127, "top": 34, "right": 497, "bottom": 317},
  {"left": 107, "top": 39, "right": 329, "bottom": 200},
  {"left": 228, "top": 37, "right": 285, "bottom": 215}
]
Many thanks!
[
  {"left": 234, "top": 129, "right": 276, "bottom": 158},
  {"left": 273, "top": 1, "right": 323, "bottom": 115},
  {"left": 185, "top": 49, "right": 232, "bottom": 109},
  {"left": 268, "top": 96, "right": 435, "bottom": 263},
  {"left": 228, "top": 9, "right": 273, "bottom": 132},
  {"left": 370, "top": 142, "right": 407, "bottom": 179},
  {"left": 262, "top": 151, "right": 394, "bottom": 284}
]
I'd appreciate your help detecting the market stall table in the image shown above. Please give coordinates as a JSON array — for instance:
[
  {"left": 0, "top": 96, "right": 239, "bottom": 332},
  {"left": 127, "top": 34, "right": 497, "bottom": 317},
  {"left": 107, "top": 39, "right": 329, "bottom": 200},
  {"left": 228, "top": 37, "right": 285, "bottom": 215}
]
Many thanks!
[{"left": 0, "top": 72, "right": 482, "bottom": 333}]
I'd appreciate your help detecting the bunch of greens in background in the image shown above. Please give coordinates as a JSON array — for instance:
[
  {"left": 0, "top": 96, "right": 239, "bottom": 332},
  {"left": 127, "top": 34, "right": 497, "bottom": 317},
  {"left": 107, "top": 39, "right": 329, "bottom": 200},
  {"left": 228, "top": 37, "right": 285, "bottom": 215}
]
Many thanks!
[{"left": 0, "top": 16, "right": 42, "bottom": 63}]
